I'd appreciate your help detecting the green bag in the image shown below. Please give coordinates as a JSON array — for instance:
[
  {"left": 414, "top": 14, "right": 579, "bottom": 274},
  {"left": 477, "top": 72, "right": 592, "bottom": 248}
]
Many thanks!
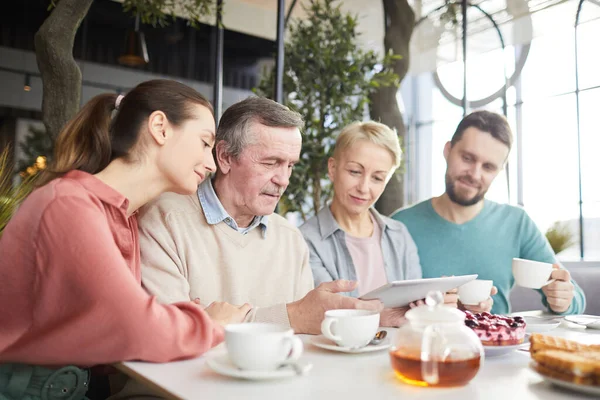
[{"left": 0, "top": 364, "right": 89, "bottom": 400}]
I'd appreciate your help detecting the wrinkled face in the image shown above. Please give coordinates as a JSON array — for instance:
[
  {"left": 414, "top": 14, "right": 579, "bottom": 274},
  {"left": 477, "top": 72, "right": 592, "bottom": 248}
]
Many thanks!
[
  {"left": 226, "top": 123, "right": 302, "bottom": 216},
  {"left": 329, "top": 140, "right": 395, "bottom": 216},
  {"left": 158, "top": 104, "right": 216, "bottom": 194},
  {"left": 444, "top": 127, "right": 509, "bottom": 206}
]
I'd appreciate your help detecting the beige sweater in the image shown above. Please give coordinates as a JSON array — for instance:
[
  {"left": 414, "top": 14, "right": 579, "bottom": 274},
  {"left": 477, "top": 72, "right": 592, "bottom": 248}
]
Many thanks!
[{"left": 136, "top": 192, "right": 314, "bottom": 328}]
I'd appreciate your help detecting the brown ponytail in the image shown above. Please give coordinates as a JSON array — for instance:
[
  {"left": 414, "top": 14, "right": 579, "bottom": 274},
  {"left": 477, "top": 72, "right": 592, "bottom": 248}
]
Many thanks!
[
  {"left": 37, "top": 79, "right": 213, "bottom": 187},
  {"left": 37, "top": 94, "right": 116, "bottom": 186}
]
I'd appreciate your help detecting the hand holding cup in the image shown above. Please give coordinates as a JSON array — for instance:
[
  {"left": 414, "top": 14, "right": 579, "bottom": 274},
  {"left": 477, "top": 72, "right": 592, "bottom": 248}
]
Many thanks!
[
  {"left": 459, "top": 282, "right": 497, "bottom": 314},
  {"left": 542, "top": 264, "right": 575, "bottom": 313}
]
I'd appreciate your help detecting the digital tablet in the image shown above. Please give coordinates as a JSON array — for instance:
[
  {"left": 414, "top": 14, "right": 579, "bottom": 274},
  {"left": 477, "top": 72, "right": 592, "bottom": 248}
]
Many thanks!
[{"left": 359, "top": 275, "right": 478, "bottom": 308}]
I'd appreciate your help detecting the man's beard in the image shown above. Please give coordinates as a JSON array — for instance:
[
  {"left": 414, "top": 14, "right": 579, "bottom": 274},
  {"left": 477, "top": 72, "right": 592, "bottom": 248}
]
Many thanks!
[{"left": 445, "top": 173, "right": 486, "bottom": 206}]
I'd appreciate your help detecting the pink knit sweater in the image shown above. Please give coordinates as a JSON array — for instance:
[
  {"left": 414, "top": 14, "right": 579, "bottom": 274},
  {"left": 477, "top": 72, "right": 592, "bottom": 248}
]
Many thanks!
[{"left": 0, "top": 170, "right": 223, "bottom": 366}]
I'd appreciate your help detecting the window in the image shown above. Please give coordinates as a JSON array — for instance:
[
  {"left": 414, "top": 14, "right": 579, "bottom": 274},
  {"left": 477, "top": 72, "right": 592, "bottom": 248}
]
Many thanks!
[
  {"left": 579, "top": 88, "right": 600, "bottom": 260},
  {"left": 577, "top": 10, "right": 600, "bottom": 91},
  {"left": 520, "top": 30, "right": 575, "bottom": 101}
]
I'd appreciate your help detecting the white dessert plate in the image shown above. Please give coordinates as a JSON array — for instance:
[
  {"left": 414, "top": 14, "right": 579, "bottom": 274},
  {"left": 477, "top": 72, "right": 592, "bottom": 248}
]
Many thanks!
[
  {"left": 359, "top": 275, "right": 478, "bottom": 308},
  {"left": 523, "top": 316, "right": 561, "bottom": 333},
  {"left": 206, "top": 354, "right": 312, "bottom": 380},
  {"left": 564, "top": 315, "right": 600, "bottom": 330},
  {"left": 530, "top": 362, "right": 600, "bottom": 396},
  {"left": 310, "top": 335, "right": 391, "bottom": 353},
  {"left": 483, "top": 334, "right": 530, "bottom": 357}
]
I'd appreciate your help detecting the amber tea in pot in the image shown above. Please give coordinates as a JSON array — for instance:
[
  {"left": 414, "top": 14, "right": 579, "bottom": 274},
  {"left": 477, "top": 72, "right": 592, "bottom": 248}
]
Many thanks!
[{"left": 390, "top": 349, "right": 481, "bottom": 387}]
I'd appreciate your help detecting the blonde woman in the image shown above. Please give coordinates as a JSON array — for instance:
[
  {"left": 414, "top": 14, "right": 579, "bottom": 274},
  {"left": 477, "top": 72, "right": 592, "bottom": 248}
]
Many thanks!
[{"left": 300, "top": 121, "right": 457, "bottom": 326}]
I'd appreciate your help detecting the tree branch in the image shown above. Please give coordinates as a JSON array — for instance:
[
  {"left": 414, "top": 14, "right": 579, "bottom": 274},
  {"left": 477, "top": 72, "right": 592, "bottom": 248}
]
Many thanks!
[{"left": 35, "top": 0, "right": 94, "bottom": 141}]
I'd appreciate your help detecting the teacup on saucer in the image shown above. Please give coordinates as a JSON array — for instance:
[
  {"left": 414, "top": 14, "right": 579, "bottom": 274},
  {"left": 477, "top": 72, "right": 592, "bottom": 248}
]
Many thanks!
[
  {"left": 225, "top": 323, "right": 303, "bottom": 371},
  {"left": 321, "top": 309, "right": 380, "bottom": 348}
]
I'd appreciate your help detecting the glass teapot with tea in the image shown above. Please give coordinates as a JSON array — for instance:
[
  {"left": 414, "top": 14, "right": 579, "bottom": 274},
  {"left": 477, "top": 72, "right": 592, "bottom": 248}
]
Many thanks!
[{"left": 389, "top": 291, "right": 484, "bottom": 387}]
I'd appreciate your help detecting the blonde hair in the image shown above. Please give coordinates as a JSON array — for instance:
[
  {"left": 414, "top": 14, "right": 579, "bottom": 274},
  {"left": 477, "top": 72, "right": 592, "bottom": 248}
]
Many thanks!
[{"left": 332, "top": 121, "right": 402, "bottom": 169}]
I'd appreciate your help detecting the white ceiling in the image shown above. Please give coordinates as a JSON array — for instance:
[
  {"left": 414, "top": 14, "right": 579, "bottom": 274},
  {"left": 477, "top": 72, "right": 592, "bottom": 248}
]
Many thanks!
[{"left": 222, "top": 0, "right": 385, "bottom": 54}]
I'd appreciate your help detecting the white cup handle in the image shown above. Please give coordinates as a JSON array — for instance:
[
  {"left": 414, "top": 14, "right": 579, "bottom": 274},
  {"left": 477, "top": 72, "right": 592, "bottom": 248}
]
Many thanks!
[
  {"left": 281, "top": 336, "right": 303, "bottom": 364},
  {"left": 321, "top": 317, "right": 342, "bottom": 342}
]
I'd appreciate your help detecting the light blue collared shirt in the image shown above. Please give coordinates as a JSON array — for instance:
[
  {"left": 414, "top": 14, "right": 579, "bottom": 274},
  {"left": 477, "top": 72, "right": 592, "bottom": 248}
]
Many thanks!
[
  {"left": 197, "top": 178, "right": 269, "bottom": 238},
  {"left": 299, "top": 205, "right": 422, "bottom": 298}
]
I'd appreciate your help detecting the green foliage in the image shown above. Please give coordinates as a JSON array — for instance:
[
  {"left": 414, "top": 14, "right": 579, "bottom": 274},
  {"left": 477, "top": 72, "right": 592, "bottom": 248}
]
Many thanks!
[
  {"left": 0, "top": 125, "right": 51, "bottom": 237},
  {"left": 123, "top": 0, "right": 217, "bottom": 28},
  {"left": 0, "top": 147, "right": 38, "bottom": 238},
  {"left": 49, "top": 0, "right": 217, "bottom": 28},
  {"left": 17, "top": 125, "right": 53, "bottom": 177},
  {"left": 545, "top": 221, "right": 577, "bottom": 255},
  {"left": 255, "top": 0, "right": 399, "bottom": 220}
]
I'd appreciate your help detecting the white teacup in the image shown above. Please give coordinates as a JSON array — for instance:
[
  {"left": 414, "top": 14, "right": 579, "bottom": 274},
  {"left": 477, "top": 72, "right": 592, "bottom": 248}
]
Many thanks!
[
  {"left": 458, "top": 279, "right": 493, "bottom": 305},
  {"left": 512, "top": 258, "right": 555, "bottom": 289},
  {"left": 321, "top": 309, "right": 380, "bottom": 348},
  {"left": 225, "top": 323, "right": 303, "bottom": 371}
]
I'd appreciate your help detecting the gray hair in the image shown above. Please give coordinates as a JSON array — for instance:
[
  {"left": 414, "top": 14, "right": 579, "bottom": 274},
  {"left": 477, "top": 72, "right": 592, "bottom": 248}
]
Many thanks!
[{"left": 216, "top": 97, "right": 305, "bottom": 158}]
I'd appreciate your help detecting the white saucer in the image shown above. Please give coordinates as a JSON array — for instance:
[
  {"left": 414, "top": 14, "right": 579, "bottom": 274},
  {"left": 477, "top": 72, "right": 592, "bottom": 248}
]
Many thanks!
[
  {"left": 483, "top": 335, "right": 530, "bottom": 357},
  {"left": 523, "top": 316, "right": 561, "bottom": 333},
  {"left": 310, "top": 335, "right": 391, "bottom": 353},
  {"left": 206, "top": 354, "right": 311, "bottom": 380},
  {"left": 531, "top": 362, "right": 600, "bottom": 396},
  {"left": 564, "top": 315, "right": 600, "bottom": 330}
]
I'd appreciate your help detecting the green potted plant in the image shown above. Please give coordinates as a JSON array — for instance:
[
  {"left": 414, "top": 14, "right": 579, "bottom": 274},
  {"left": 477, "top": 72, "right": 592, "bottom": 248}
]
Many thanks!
[
  {"left": 256, "top": 0, "right": 399, "bottom": 220},
  {"left": 0, "top": 147, "right": 38, "bottom": 238},
  {"left": 545, "top": 221, "right": 577, "bottom": 255}
]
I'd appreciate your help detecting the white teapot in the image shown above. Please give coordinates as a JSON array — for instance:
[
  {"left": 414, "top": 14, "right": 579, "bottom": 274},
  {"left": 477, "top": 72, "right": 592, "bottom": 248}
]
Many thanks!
[{"left": 389, "top": 291, "right": 484, "bottom": 387}]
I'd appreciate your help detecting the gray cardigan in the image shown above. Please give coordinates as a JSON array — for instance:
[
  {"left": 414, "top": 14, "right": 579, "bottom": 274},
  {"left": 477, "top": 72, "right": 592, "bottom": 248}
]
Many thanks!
[{"left": 299, "top": 206, "right": 422, "bottom": 298}]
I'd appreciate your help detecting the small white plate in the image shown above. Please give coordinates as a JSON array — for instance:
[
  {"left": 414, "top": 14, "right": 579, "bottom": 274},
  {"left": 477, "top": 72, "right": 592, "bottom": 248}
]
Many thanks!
[
  {"left": 531, "top": 362, "right": 600, "bottom": 396},
  {"left": 564, "top": 315, "right": 600, "bottom": 330},
  {"left": 206, "top": 354, "right": 311, "bottom": 380},
  {"left": 483, "top": 335, "right": 530, "bottom": 357},
  {"left": 310, "top": 335, "right": 391, "bottom": 353},
  {"left": 523, "top": 316, "right": 561, "bottom": 333}
]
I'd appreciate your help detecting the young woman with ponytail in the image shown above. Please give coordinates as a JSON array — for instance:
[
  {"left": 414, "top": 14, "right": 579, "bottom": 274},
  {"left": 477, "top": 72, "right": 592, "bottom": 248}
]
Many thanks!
[{"left": 0, "top": 79, "right": 250, "bottom": 399}]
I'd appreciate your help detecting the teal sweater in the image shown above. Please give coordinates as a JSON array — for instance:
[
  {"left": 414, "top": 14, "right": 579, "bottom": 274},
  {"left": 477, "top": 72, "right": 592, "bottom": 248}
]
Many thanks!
[{"left": 392, "top": 199, "right": 585, "bottom": 315}]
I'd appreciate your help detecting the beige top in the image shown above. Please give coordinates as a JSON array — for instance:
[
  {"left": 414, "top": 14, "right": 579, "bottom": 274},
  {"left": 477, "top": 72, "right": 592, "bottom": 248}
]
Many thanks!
[
  {"left": 136, "top": 192, "right": 314, "bottom": 328},
  {"left": 344, "top": 212, "right": 387, "bottom": 297}
]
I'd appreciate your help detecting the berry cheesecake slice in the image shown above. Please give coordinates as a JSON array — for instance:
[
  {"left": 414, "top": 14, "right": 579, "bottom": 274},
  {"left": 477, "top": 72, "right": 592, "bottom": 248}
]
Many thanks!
[{"left": 464, "top": 311, "right": 527, "bottom": 346}]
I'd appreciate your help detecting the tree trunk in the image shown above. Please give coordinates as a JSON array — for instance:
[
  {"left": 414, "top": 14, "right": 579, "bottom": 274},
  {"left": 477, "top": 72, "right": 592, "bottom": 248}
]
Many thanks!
[
  {"left": 35, "top": 0, "right": 94, "bottom": 141},
  {"left": 371, "top": 0, "right": 415, "bottom": 216}
]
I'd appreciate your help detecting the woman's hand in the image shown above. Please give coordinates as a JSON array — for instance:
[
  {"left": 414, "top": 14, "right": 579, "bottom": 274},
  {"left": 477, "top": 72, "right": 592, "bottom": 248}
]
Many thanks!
[
  {"left": 197, "top": 299, "right": 252, "bottom": 326},
  {"left": 380, "top": 306, "right": 410, "bottom": 327}
]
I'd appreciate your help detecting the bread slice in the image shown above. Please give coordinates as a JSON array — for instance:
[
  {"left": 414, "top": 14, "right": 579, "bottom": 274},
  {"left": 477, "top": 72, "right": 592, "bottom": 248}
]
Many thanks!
[
  {"left": 531, "top": 347, "right": 600, "bottom": 386},
  {"left": 533, "top": 350, "right": 600, "bottom": 375},
  {"left": 532, "top": 361, "right": 595, "bottom": 386},
  {"left": 529, "top": 333, "right": 600, "bottom": 354}
]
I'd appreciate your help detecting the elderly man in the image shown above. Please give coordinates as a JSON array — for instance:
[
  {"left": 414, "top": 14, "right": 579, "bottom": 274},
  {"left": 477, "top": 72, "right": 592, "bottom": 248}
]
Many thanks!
[
  {"left": 137, "top": 97, "right": 382, "bottom": 334},
  {"left": 392, "top": 110, "right": 585, "bottom": 316}
]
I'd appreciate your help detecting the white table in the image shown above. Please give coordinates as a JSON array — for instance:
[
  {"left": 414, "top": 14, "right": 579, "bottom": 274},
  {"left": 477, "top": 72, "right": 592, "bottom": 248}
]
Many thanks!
[{"left": 117, "top": 317, "right": 600, "bottom": 400}]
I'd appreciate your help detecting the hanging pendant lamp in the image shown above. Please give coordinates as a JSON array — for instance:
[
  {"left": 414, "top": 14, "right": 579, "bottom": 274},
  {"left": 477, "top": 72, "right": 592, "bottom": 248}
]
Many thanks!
[{"left": 118, "top": 15, "right": 149, "bottom": 67}]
